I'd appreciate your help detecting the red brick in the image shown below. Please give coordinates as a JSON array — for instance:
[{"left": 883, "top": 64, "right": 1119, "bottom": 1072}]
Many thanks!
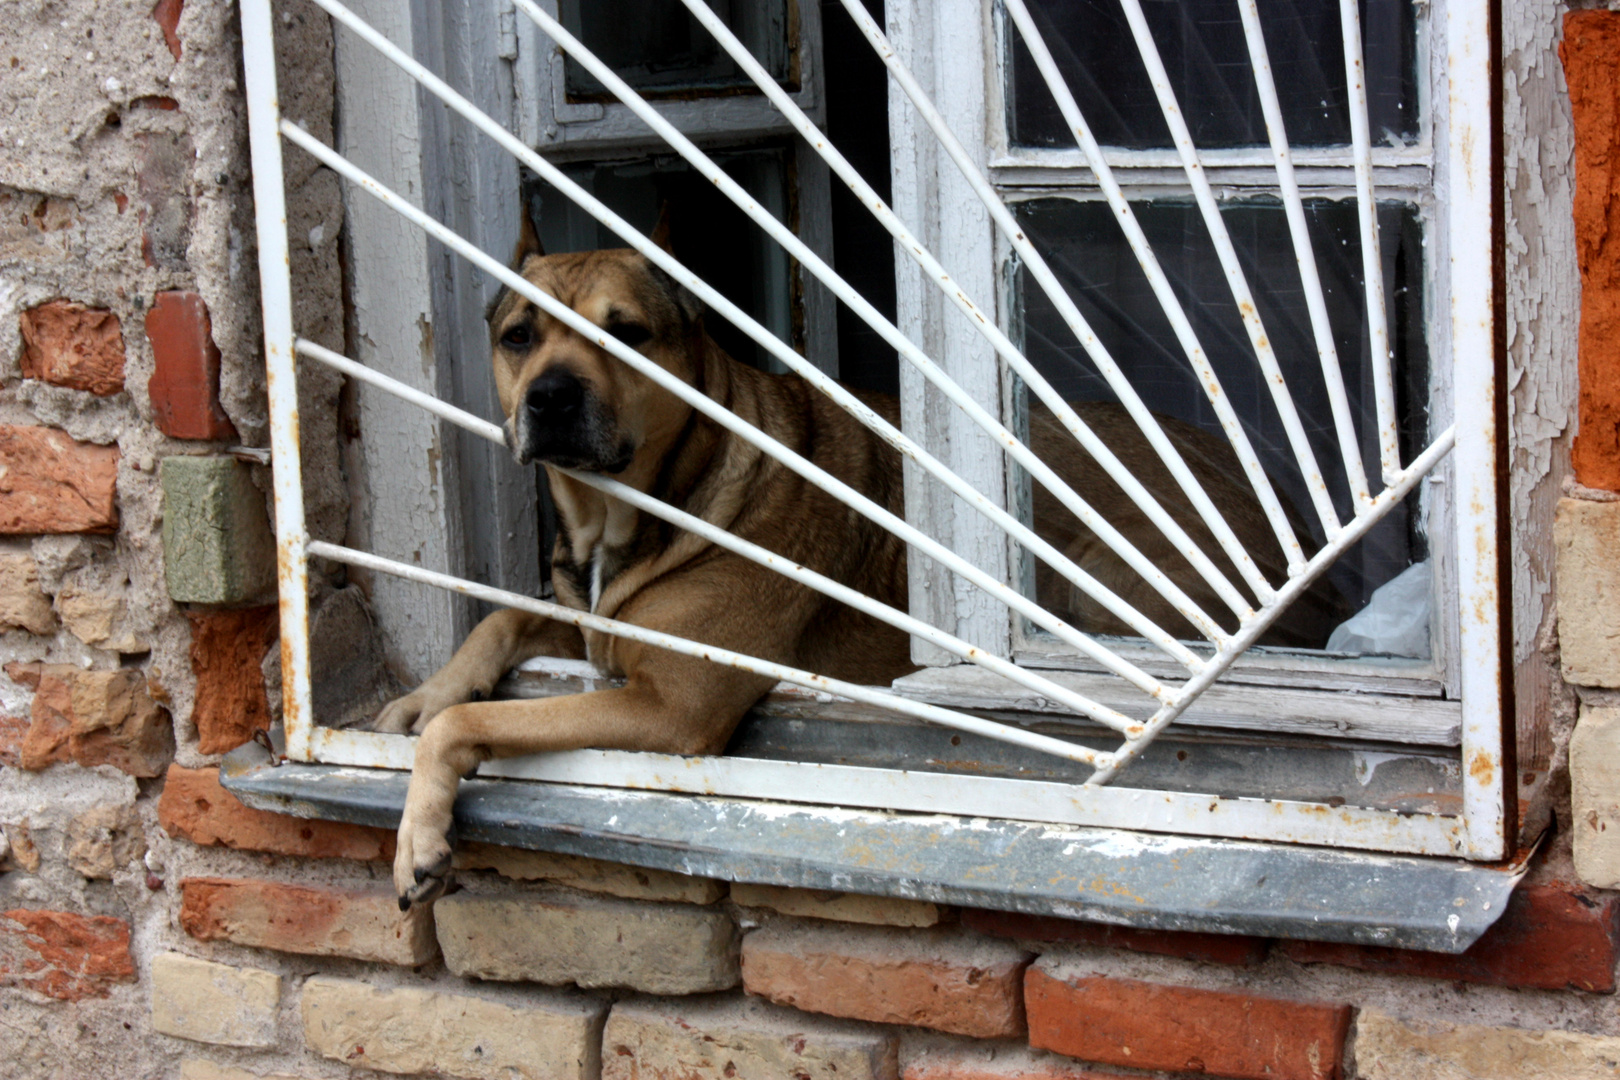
[
  {"left": 158, "top": 764, "right": 394, "bottom": 861},
  {"left": 742, "top": 924, "right": 1031, "bottom": 1039},
  {"left": 0, "top": 426, "right": 119, "bottom": 534},
  {"left": 188, "top": 606, "right": 277, "bottom": 755},
  {"left": 1025, "top": 966, "right": 1350, "bottom": 1080},
  {"left": 152, "top": 0, "right": 182, "bottom": 61},
  {"left": 18, "top": 301, "right": 125, "bottom": 396},
  {"left": 962, "top": 908, "right": 1268, "bottom": 967},
  {"left": 180, "top": 877, "right": 437, "bottom": 966},
  {"left": 21, "top": 666, "right": 174, "bottom": 777},
  {"left": 0, "top": 714, "right": 28, "bottom": 768},
  {"left": 20, "top": 669, "right": 75, "bottom": 769},
  {"left": 1279, "top": 881, "right": 1620, "bottom": 992},
  {"left": 146, "top": 292, "right": 237, "bottom": 441},
  {"left": 0, "top": 909, "right": 136, "bottom": 1001}
]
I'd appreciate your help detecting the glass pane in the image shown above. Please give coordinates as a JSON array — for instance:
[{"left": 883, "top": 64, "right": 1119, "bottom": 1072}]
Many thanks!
[
  {"left": 1013, "top": 197, "right": 1430, "bottom": 655},
  {"left": 559, "top": 0, "right": 795, "bottom": 100},
  {"left": 522, "top": 149, "right": 795, "bottom": 373},
  {"left": 1008, "top": 0, "right": 1419, "bottom": 150}
]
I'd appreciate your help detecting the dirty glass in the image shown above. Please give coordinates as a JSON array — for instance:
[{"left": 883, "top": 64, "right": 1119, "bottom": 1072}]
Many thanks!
[
  {"left": 1012, "top": 197, "right": 1430, "bottom": 648},
  {"left": 1007, "top": 0, "right": 1419, "bottom": 150},
  {"left": 559, "top": 0, "right": 795, "bottom": 99}
]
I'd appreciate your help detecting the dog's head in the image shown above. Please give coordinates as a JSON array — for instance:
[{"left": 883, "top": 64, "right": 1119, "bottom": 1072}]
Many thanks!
[{"left": 487, "top": 212, "right": 703, "bottom": 472}]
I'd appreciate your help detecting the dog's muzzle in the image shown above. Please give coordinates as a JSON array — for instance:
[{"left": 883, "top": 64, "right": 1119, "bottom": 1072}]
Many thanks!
[{"left": 512, "top": 368, "right": 632, "bottom": 472}]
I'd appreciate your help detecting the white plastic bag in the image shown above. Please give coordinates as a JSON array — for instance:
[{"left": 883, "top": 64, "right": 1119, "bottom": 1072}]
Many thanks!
[{"left": 1326, "top": 560, "right": 1432, "bottom": 658}]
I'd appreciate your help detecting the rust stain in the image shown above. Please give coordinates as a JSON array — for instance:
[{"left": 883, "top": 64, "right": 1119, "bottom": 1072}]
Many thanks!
[{"left": 1469, "top": 751, "right": 1497, "bottom": 788}]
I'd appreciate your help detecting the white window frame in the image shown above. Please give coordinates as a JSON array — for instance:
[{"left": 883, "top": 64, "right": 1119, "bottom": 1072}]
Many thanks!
[{"left": 241, "top": 0, "right": 1508, "bottom": 866}]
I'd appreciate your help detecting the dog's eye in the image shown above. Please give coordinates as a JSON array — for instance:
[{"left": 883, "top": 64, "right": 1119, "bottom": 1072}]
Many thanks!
[
  {"left": 606, "top": 322, "right": 652, "bottom": 349},
  {"left": 500, "top": 325, "right": 532, "bottom": 349}
]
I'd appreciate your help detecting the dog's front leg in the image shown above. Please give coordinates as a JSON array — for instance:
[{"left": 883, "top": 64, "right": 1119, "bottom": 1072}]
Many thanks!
[{"left": 374, "top": 609, "right": 584, "bottom": 735}]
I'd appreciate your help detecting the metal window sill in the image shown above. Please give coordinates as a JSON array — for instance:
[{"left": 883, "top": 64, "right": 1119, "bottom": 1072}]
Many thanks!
[{"left": 220, "top": 736, "right": 1529, "bottom": 955}]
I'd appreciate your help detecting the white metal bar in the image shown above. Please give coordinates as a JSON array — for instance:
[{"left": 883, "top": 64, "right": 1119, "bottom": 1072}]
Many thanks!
[
  {"left": 311, "top": 0, "right": 1213, "bottom": 667},
  {"left": 278, "top": 118, "right": 1176, "bottom": 688},
  {"left": 1091, "top": 427, "right": 1457, "bottom": 784},
  {"left": 306, "top": 727, "right": 1467, "bottom": 857},
  {"left": 513, "top": 0, "right": 1246, "bottom": 640},
  {"left": 294, "top": 335, "right": 1147, "bottom": 729},
  {"left": 1235, "top": 0, "right": 1375, "bottom": 514},
  {"left": 998, "top": 0, "right": 1307, "bottom": 575},
  {"left": 1115, "top": 0, "right": 1343, "bottom": 540},
  {"left": 1341, "top": 0, "right": 1402, "bottom": 486},
  {"left": 305, "top": 539, "right": 1112, "bottom": 767},
  {"left": 241, "top": 0, "right": 314, "bottom": 763}
]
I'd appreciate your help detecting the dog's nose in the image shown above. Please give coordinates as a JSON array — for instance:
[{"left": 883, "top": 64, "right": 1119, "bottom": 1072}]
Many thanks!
[{"left": 525, "top": 368, "right": 585, "bottom": 429}]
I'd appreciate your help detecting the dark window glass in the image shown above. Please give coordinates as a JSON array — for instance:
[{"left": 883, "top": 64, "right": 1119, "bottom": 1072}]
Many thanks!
[
  {"left": 1012, "top": 197, "right": 1429, "bottom": 628},
  {"left": 559, "top": 0, "right": 795, "bottom": 100},
  {"left": 1008, "top": 0, "right": 1418, "bottom": 150}
]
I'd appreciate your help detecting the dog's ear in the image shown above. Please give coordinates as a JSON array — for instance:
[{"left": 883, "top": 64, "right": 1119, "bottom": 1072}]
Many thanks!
[
  {"left": 511, "top": 202, "right": 544, "bottom": 267},
  {"left": 649, "top": 200, "right": 675, "bottom": 254}
]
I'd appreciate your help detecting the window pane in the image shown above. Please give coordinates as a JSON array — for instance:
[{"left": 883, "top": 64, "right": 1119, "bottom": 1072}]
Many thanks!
[
  {"left": 1007, "top": 0, "right": 1419, "bottom": 150},
  {"left": 1013, "top": 197, "right": 1429, "bottom": 653},
  {"left": 559, "top": 0, "right": 795, "bottom": 100}
]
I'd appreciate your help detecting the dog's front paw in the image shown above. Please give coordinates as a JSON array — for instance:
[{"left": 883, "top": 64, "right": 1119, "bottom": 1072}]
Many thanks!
[
  {"left": 374, "top": 685, "right": 471, "bottom": 736},
  {"left": 394, "top": 813, "right": 454, "bottom": 909}
]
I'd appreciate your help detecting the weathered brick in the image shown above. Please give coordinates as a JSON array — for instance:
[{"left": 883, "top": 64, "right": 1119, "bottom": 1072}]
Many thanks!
[
  {"left": 0, "top": 553, "right": 57, "bottom": 634},
  {"left": 435, "top": 886, "right": 738, "bottom": 993},
  {"left": 150, "top": 952, "right": 279, "bottom": 1048},
  {"left": 0, "top": 426, "right": 119, "bottom": 534},
  {"left": 152, "top": 0, "right": 183, "bottom": 61},
  {"left": 603, "top": 993, "right": 900, "bottom": 1080},
  {"left": 1280, "top": 880, "right": 1620, "bottom": 992},
  {"left": 1554, "top": 499, "right": 1620, "bottom": 685},
  {"left": 1025, "top": 964, "right": 1350, "bottom": 1080},
  {"left": 454, "top": 840, "right": 724, "bottom": 904},
  {"left": 742, "top": 923, "right": 1030, "bottom": 1039},
  {"left": 0, "top": 714, "right": 28, "bottom": 768},
  {"left": 1355, "top": 1007, "right": 1620, "bottom": 1079},
  {"left": 301, "top": 975, "right": 606, "bottom": 1080},
  {"left": 146, "top": 293, "right": 237, "bottom": 440},
  {"left": 57, "top": 582, "right": 144, "bottom": 652},
  {"left": 902, "top": 1041, "right": 1133, "bottom": 1080},
  {"left": 23, "top": 666, "right": 174, "bottom": 776},
  {"left": 1572, "top": 705, "right": 1620, "bottom": 889},
  {"left": 179, "top": 877, "right": 437, "bottom": 966},
  {"left": 18, "top": 300, "right": 125, "bottom": 396},
  {"left": 0, "top": 909, "right": 135, "bottom": 1001},
  {"left": 65, "top": 803, "right": 145, "bottom": 879},
  {"left": 161, "top": 456, "right": 276, "bottom": 605},
  {"left": 962, "top": 907, "right": 1266, "bottom": 967},
  {"left": 158, "top": 764, "right": 394, "bottom": 861},
  {"left": 733, "top": 882, "right": 940, "bottom": 927},
  {"left": 187, "top": 606, "right": 278, "bottom": 755}
]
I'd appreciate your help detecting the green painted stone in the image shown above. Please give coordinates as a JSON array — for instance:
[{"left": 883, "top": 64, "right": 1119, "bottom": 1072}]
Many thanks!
[{"left": 160, "top": 456, "right": 277, "bottom": 604}]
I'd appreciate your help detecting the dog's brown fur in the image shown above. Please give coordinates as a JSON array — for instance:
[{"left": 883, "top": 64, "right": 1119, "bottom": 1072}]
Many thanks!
[{"left": 376, "top": 222, "right": 1345, "bottom": 907}]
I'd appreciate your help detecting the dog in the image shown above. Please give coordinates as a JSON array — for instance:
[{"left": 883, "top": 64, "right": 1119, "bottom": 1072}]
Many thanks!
[{"left": 374, "top": 214, "right": 1346, "bottom": 908}]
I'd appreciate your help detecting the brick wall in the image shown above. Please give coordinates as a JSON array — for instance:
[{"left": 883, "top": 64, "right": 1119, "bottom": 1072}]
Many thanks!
[{"left": 1, "top": 2, "right": 1618, "bottom": 1080}]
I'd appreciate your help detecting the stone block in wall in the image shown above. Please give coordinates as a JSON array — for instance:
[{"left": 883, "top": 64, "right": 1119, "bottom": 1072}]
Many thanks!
[
  {"left": 731, "top": 882, "right": 940, "bottom": 927},
  {"left": 961, "top": 907, "right": 1268, "bottom": 967},
  {"left": 150, "top": 952, "right": 280, "bottom": 1048},
  {"left": 1572, "top": 705, "right": 1620, "bottom": 889},
  {"left": 1025, "top": 961, "right": 1350, "bottom": 1080},
  {"left": 0, "top": 426, "right": 119, "bottom": 534},
  {"left": 602, "top": 994, "right": 900, "bottom": 1080},
  {"left": 161, "top": 456, "right": 276, "bottom": 604},
  {"left": 56, "top": 581, "right": 145, "bottom": 651},
  {"left": 1355, "top": 1007, "right": 1620, "bottom": 1080},
  {"left": 146, "top": 293, "right": 237, "bottom": 440},
  {"left": 158, "top": 764, "right": 395, "bottom": 861},
  {"left": 179, "top": 877, "right": 438, "bottom": 966},
  {"left": 454, "top": 841, "right": 724, "bottom": 905},
  {"left": 23, "top": 666, "right": 174, "bottom": 776},
  {"left": 901, "top": 1039, "right": 1129, "bottom": 1080},
  {"left": 435, "top": 886, "right": 739, "bottom": 993},
  {"left": 180, "top": 1060, "right": 309, "bottom": 1080},
  {"left": 301, "top": 975, "right": 607, "bottom": 1080},
  {"left": 0, "top": 552, "right": 57, "bottom": 634},
  {"left": 741, "top": 922, "right": 1031, "bottom": 1039},
  {"left": 65, "top": 802, "right": 145, "bottom": 879},
  {"left": 0, "top": 909, "right": 135, "bottom": 1001},
  {"left": 1554, "top": 499, "right": 1620, "bottom": 686},
  {"left": 1279, "top": 880, "right": 1620, "bottom": 992},
  {"left": 18, "top": 300, "right": 125, "bottom": 396},
  {"left": 187, "top": 605, "right": 277, "bottom": 755}
]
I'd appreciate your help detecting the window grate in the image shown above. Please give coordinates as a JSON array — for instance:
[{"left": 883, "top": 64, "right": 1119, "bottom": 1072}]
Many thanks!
[{"left": 240, "top": 0, "right": 1503, "bottom": 858}]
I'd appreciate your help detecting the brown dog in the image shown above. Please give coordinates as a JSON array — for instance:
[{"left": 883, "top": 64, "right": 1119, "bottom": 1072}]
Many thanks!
[{"left": 375, "top": 219, "right": 1344, "bottom": 908}]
